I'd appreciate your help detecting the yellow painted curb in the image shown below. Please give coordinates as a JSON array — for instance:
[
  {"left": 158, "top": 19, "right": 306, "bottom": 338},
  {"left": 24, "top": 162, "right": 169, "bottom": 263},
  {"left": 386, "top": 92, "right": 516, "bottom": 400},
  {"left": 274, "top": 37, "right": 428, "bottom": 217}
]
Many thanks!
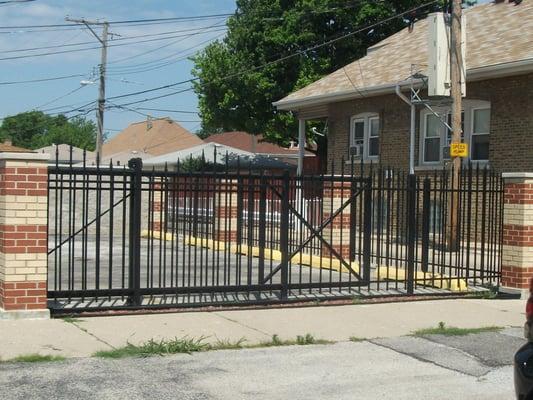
[
  {"left": 184, "top": 235, "right": 229, "bottom": 251},
  {"left": 141, "top": 230, "right": 176, "bottom": 241},
  {"left": 185, "top": 235, "right": 360, "bottom": 275},
  {"left": 376, "top": 266, "right": 467, "bottom": 292}
]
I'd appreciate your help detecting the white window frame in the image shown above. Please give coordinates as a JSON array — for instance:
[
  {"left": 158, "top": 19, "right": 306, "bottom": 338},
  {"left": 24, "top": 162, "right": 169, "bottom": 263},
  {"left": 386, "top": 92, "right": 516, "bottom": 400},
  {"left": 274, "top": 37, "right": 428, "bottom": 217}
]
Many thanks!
[
  {"left": 422, "top": 113, "right": 442, "bottom": 165},
  {"left": 350, "top": 113, "right": 380, "bottom": 161},
  {"left": 418, "top": 100, "right": 490, "bottom": 166},
  {"left": 470, "top": 107, "right": 490, "bottom": 162}
]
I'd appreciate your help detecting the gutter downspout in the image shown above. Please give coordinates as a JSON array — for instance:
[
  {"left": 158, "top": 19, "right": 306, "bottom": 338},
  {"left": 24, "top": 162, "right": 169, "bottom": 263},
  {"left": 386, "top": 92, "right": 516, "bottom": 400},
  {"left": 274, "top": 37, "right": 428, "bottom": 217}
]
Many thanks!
[{"left": 396, "top": 85, "right": 415, "bottom": 175}]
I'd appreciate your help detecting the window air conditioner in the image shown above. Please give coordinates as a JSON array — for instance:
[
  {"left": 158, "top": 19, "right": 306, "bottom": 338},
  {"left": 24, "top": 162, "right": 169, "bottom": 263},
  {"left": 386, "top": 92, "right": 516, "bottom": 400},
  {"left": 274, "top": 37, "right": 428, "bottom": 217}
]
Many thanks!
[{"left": 350, "top": 143, "right": 363, "bottom": 158}]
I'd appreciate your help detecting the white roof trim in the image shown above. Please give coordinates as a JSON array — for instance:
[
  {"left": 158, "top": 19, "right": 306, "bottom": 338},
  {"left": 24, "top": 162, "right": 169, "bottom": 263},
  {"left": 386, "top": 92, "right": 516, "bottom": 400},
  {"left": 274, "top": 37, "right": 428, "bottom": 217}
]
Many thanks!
[{"left": 274, "top": 58, "right": 533, "bottom": 111}]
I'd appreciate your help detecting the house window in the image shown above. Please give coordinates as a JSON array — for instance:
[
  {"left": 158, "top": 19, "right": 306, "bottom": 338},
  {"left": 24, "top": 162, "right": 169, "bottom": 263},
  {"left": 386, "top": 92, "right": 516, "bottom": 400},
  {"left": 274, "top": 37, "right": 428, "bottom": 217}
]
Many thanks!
[
  {"left": 471, "top": 108, "right": 490, "bottom": 161},
  {"left": 424, "top": 114, "right": 441, "bottom": 162},
  {"left": 419, "top": 100, "right": 490, "bottom": 165},
  {"left": 350, "top": 113, "right": 380, "bottom": 160}
]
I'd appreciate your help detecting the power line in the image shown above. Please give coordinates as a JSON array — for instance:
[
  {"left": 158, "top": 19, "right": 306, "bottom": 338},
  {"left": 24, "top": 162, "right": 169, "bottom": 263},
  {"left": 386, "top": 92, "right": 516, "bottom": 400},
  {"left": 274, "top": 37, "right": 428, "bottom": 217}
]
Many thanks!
[
  {"left": 109, "top": 0, "right": 439, "bottom": 108},
  {"left": 34, "top": 85, "right": 86, "bottom": 109},
  {"left": 106, "top": 33, "right": 224, "bottom": 75},
  {"left": 0, "top": 0, "right": 35, "bottom": 4},
  {"left": 107, "top": 102, "right": 200, "bottom": 122},
  {"left": 133, "top": 107, "right": 198, "bottom": 114},
  {"left": 0, "top": 25, "right": 226, "bottom": 54},
  {"left": 0, "top": 13, "right": 233, "bottom": 29},
  {"left": 107, "top": 20, "right": 226, "bottom": 65},
  {"left": 0, "top": 73, "right": 85, "bottom": 85},
  {"left": 0, "top": 27, "right": 227, "bottom": 61}
]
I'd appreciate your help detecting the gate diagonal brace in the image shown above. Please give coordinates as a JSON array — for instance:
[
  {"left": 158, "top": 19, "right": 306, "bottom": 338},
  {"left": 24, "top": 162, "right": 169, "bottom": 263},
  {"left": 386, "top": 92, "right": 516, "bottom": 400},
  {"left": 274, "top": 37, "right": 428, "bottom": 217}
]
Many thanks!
[
  {"left": 48, "top": 194, "right": 131, "bottom": 255},
  {"left": 261, "top": 183, "right": 365, "bottom": 283}
]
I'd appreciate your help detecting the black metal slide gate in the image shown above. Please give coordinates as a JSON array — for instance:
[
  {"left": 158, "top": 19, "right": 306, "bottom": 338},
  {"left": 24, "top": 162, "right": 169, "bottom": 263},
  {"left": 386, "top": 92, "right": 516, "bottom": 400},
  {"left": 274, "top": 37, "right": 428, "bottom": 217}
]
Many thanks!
[{"left": 47, "top": 159, "right": 373, "bottom": 311}]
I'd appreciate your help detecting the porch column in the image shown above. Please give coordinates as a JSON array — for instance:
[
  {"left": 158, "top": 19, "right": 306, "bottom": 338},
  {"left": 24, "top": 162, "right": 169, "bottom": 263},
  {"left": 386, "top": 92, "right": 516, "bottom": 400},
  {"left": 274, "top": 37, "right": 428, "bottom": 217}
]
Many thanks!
[
  {"left": 0, "top": 152, "right": 49, "bottom": 318},
  {"left": 297, "top": 118, "right": 306, "bottom": 176},
  {"left": 501, "top": 173, "right": 533, "bottom": 298}
]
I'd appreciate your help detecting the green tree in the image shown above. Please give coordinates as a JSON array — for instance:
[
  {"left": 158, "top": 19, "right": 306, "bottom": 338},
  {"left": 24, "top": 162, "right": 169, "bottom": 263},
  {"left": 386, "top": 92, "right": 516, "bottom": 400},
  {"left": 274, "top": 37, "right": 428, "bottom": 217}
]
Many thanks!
[
  {"left": 0, "top": 111, "right": 97, "bottom": 150},
  {"left": 192, "top": 0, "right": 443, "bottom": 145}
]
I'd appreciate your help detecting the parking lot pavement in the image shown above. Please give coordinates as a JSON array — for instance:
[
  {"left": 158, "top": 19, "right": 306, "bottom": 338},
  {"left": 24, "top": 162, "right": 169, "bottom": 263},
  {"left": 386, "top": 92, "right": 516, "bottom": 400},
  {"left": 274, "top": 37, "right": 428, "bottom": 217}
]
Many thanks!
[{"left": 0, "top": 330, "right": 523, "bottom": 400}]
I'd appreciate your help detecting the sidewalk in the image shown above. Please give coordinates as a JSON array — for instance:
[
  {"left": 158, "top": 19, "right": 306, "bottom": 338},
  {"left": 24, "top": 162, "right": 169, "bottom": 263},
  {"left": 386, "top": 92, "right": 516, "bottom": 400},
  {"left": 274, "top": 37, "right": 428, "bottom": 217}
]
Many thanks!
[{"left": 0, "top": 298, "right": 525, "bottom": 360}]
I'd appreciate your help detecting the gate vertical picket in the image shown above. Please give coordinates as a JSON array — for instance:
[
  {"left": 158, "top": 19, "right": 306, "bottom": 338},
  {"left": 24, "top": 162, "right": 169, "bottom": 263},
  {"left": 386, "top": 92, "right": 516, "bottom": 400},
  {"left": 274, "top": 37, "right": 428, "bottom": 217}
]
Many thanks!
[
  {"left": 280, "top": 171, "right": 290, "bottom": 300},
  {"left": 363, "top": 177, "right": 372, "bottom": 282},
  {"left": 406, "top": 174, "right": 417, "bottom": 294},
  {"left": 421, "top": 178, "right": 431, "bottom": 273}
]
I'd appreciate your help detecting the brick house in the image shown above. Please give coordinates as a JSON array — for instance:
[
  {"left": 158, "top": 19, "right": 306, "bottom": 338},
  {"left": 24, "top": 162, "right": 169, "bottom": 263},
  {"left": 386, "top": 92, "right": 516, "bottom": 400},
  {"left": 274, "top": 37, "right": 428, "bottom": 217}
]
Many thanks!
[{"left": 274, "top": 1, "right": 533, "bottom": 173}]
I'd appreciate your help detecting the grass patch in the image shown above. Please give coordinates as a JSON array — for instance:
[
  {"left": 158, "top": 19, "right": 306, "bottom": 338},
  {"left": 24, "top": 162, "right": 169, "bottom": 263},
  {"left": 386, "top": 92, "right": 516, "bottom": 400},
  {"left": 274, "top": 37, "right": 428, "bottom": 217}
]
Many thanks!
[
  {"left": 252, "top": 334, "right": 332, "bottom": 348},
  {"left": 349, "top": 336, "right": 366, "bottom": 342},
  {"left": 413, "top": 321, "right": 503, "bottom": 337},
  {"left": 2, "top": 354, "right": 66, "bottom": 363},
  {"left": 211, "top": 338, "right": 247, "bottom": 350},
  {"left": 94, "top": 337, "right": 209, "bottom": 359},
  {"left": 94, "top": 334, "right": 332, "bottom": 359}
]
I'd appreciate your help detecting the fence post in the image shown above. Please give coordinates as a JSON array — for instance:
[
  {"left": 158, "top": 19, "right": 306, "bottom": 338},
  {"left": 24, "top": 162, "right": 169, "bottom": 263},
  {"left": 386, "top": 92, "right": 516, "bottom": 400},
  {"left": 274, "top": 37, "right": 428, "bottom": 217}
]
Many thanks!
[
  {"left": 500, "top": 173, "right": 533, "bottom": 297},
  {"left": 362, "top": 177, "right": 372, "bottom": 282},
  {"left": 280, "top": 170, "right": 290, "bottom": 300},
  {"left": 406, "top": 174, "right": 417, "bottom": 294},
  {"left": 258, "top": 174, "right": 267, "bottom": 285},
  {"left": 421, "top": 178, "right": 431, "bottom": 273},
  {"left": 128, "top": 158, "right": 142, "bottom": 306}
]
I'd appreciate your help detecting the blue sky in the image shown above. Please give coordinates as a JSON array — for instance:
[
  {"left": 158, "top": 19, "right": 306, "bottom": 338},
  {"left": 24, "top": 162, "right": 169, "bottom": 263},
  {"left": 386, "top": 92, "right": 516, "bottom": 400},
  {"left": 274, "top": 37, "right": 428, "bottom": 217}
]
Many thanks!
[{"left": 0, "top": 0, "right": 235, "bottom": 137}]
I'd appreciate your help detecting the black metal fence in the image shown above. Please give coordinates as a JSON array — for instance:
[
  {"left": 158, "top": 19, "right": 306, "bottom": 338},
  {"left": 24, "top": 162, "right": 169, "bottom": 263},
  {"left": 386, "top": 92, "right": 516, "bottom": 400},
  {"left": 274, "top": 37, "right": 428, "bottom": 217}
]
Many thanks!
[{"left": 47, "top": 151, "right": 503, "bottom": 312}]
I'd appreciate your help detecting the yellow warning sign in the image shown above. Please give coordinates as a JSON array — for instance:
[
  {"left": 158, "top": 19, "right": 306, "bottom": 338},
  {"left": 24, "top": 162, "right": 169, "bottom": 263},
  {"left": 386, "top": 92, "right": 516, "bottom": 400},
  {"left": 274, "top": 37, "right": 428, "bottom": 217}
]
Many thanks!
[{"left": 450, "top": 143, "right": 468, "bottom": 158}]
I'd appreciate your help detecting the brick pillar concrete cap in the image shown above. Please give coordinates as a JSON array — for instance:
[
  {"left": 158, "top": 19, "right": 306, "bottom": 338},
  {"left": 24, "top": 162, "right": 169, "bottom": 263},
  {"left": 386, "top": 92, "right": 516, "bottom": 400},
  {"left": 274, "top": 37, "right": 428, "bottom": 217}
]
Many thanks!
[
  {"left": 502, "top": 173, "right": 533, "bottom": 179},
  {"left": 0, "top": 152, "right": 49, "bottom": 161}
]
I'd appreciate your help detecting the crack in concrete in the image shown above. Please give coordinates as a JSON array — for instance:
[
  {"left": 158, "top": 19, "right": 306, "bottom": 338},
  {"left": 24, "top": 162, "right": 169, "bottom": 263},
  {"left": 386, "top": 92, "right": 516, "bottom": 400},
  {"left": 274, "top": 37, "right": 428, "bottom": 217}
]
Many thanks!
[
  {"left": 67, "top": 321, "right": 116, "bottom": 350},
  {"left": 210, "top": 312, "right": 272, "bottom": 338}
]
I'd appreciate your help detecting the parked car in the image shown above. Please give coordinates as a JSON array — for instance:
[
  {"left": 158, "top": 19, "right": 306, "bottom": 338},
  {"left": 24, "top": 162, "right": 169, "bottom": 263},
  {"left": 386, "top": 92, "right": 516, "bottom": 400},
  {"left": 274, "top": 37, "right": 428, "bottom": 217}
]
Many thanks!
[{"left": 514, "top": 279, "right": 533, "bottom": 400}]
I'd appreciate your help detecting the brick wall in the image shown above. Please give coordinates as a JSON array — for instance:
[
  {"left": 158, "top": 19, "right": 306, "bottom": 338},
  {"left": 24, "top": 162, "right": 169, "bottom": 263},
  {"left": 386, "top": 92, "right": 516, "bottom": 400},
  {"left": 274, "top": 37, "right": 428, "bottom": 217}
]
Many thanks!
[
  {"left": 501, "top": 174, "right": 533, "bottom": 291},
  {"left": 326, "top": 73, "right": 533, "bottom": 173},
  {"left": 0, "top": 153, "right": 49, "bottom": 313}
]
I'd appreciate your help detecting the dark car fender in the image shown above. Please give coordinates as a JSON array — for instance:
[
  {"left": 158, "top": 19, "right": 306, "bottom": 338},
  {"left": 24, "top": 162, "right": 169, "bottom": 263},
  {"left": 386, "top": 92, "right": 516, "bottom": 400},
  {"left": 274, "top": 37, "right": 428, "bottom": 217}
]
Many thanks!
[{"left": 515, "top": 342, "right": 533, "bottom": 400}]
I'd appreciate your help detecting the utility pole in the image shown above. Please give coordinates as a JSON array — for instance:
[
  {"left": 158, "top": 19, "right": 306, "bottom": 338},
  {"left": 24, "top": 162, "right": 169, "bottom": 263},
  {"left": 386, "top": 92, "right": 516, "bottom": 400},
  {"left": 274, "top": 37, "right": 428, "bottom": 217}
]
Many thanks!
[
  {"left": 65, "top": 17, "right": 108, "bottom": 160},
  {"left": 448, "top": 0, "right": 463, "bottom": 250}
]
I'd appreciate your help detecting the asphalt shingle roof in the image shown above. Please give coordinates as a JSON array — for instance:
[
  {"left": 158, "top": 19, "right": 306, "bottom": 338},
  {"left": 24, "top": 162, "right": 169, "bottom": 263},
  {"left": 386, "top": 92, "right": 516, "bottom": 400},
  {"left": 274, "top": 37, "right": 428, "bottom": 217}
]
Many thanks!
[{"left": 276, "top": 1, "right": 533, "bottom": 108}]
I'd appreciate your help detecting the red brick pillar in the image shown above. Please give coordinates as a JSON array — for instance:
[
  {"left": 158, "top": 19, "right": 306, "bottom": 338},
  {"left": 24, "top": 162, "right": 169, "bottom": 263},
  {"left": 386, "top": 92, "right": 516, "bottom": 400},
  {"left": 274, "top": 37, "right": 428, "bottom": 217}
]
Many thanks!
[
  {"left": 501, "top": 173, "right": 533, "bottom": 297},
  {"left": 322, "top": 181, "right": 352, "bottom": 259},
  {"left": 150, "top": 181, "right": 164, "bottom": 233},
  {"left": 214, "top": 179, "right": 239, "bottom": 243},
  {"left": 0, "top": 152, "right": 49, "bottom": 318}
]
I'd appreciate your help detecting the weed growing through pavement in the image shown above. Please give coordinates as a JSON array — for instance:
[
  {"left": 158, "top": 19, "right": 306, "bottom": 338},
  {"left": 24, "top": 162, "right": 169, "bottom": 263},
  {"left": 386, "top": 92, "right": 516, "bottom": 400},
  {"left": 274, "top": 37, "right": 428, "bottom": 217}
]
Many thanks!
[
  {"left": 93, "top": 333, "right": 333, "bottom": 359},
  {"left": 413, "top": 321, "right": 502, "bottom": 336}
]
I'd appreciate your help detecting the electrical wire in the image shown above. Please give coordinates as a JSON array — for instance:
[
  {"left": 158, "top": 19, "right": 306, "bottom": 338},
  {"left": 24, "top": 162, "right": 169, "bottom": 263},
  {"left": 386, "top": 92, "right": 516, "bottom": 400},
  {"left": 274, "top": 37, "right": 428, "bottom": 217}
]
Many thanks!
[
  {"left": 108, "top": 0, "right": 439, "bottom": 108},
  {"left": 34, "top": 85, "right": 87, "bottom": 109},
  {"left": 106, "top": 34, "right": 225, "bottom": 76},
  {"left": 107, "top": 19, "right": 226, "bottom": 65},
  {"left": 0, "top": 25, "right": 226, "bottom": 54},
  {"left": 0, "top": 73, "right": 85, "bottom": 85},
  {"left": 0, "top": 27, "right": 227, "bottom": 61},
  {"left": 0, "top": 13, "right": 233, "bottom": 29}
]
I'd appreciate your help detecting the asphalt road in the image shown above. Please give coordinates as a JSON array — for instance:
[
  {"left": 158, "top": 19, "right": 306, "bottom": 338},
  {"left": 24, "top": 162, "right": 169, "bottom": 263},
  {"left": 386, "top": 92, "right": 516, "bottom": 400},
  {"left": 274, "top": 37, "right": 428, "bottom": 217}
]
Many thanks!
[{"left": 1, "top": 328, "right": 524, "bottom": 400}]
